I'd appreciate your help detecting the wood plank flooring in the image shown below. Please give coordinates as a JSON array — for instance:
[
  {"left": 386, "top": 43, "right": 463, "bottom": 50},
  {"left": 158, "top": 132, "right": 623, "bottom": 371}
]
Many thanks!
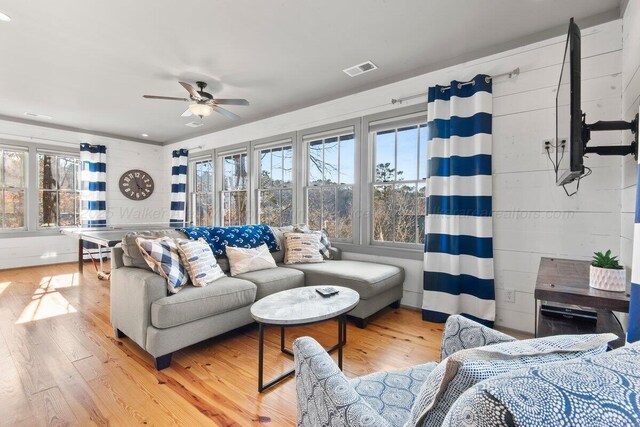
[{"left": 0, "top": 262, "right": 447, "bottom": 426}]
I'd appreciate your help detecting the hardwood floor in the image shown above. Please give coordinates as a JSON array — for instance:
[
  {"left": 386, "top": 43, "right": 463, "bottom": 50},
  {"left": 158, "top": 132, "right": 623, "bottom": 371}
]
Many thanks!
[{"left": 0, "top": 262, "right": 446, "bottom": 426}]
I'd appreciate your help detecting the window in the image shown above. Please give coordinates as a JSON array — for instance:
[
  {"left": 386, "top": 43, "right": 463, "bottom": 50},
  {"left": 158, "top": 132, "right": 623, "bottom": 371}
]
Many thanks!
[
  {"left": 0, "top": 147, "right": 27, "bottom": 229},
  {"left": 221, "top": 152, "right": 248, "bottom": 226},
  {"left": 189, "top": 158, "right": 213, "bottom": 226},
  {"left": 305, "top": 129, "right": 355, "bottom": 240},
  {"left": 38, "top": 152, "right": 80, "bottom": 228},
  {"left": 372, "top": 123, "right": 427, "bottom": 245},
  {"left": 257, "top": 144, "right": 293, "bottom": 227}
]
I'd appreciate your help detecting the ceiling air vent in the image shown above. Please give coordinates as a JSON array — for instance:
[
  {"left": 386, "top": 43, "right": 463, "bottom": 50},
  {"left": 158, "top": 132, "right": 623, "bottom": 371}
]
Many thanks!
[
  {"left": 185, "top": 122, "right": 203, "bottom": 128},
  {"left": 343, "top": 61, "right": 378, "bottom": 77}
]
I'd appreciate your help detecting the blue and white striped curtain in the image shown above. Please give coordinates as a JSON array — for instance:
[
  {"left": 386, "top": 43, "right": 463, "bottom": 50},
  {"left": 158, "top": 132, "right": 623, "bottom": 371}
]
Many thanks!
[
  {"left": 80, "top": 143, "right": 107, "bottom": 228},
  {"left": 628, "top": 156, "right": 640, "bottom": 343},
  {"left": 170, "top": 149, "right": 188, "bottom": 227},
  {"left": 422, "top": 74, "right": 495, "bottom": 327}
]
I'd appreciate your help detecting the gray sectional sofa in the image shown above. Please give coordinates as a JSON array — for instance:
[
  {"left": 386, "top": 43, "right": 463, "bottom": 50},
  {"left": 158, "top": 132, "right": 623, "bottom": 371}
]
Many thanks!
[{"left": 109, "top": 227, "right": 404, "bottom": 369}]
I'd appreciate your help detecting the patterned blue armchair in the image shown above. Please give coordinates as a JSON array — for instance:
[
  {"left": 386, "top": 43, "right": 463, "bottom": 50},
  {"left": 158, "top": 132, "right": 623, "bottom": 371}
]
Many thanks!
[{"left": 293, "top": 315, "right": 631, "bottom": 427}]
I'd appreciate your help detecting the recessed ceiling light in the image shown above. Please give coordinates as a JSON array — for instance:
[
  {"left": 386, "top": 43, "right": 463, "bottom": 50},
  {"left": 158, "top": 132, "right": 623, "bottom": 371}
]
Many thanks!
[
  {"left": 24, "top": 112, "right": 52, "bottom": 120},
  {"left": 141, "top": 133, "right": 149, "bottom": 137},
  {"left": 0, "top": 11, "right": 11, "bottom": 22}
]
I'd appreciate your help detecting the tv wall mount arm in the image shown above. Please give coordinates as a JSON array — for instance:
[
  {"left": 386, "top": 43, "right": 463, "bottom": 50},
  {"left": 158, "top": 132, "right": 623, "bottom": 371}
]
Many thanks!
[{"left": 581, "top": 113, "right": 639, "bottom": 159}]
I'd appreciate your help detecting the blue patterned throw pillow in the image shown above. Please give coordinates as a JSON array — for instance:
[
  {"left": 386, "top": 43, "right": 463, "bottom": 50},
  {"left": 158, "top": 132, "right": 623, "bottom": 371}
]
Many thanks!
[
  {"left": 179, "top": 224, "right": 279, "bottom": 257},
  {"left": 136, "top": 237, "right": 189, "bottom": 294}
]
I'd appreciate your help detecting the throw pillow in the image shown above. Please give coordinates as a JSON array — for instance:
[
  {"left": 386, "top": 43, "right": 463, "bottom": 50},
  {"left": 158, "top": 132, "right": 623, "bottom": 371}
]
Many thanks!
[
  {"left": 136, "top": 237, "right": 189, "bottom": 294},
  {"left": 176, "top": 238, "right": 225, "bottom": 286},
  {"left": 284, "top": 232, "right": 324, "bottom": 264},
  {"left": 408, "top": 332, "right": 618, "bottom": 427},
  {"left": 180, "top": 224, "right": 279, "bottom": 257},
  {"left": 226, "top": 243, "right": 277, "bottom": 276},
  {"left": 293, "top": 224, "right": 332, "bottom": 259}
]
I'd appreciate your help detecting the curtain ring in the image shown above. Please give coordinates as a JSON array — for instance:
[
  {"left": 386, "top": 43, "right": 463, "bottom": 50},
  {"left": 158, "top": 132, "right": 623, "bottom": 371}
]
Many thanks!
[
  {"left": 485, "top": 76, "right": 491, "bottom": 83},
  {"left": 441, "top": 87, "right": 446, "bottom": 93},
  {"left": 457, "top": 83, "right": 462, "bottom": 89}
]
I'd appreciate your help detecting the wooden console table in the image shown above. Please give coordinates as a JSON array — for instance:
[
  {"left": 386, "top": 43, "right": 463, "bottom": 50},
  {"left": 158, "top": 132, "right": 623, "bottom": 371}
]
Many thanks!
[{"left": 535, "top": 257, "right": 630, "bottom": 348}]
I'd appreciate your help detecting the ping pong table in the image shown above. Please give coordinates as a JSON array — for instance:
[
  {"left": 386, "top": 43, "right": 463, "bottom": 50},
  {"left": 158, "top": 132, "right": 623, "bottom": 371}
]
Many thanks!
[{"left": 62, "top": 226, "right": 173, "bottom": 278}]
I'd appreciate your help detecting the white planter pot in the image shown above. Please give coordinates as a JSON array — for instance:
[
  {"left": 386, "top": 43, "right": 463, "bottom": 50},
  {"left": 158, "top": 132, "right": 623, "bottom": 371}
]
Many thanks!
[{"left": 589, "top": 265, "right": 626, "bottom": 292}]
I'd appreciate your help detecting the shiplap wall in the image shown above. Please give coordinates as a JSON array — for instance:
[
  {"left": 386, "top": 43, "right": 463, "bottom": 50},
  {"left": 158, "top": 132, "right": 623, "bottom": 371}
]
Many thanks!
[
  {"left": 0, "top": 120, "right": 168, "bottom": 269},
  {"left": 620, "top": 1, "right": 640, "bottom": 271},
  {"left": 165, "top": 20, "right": 623, "bottom": 333}
]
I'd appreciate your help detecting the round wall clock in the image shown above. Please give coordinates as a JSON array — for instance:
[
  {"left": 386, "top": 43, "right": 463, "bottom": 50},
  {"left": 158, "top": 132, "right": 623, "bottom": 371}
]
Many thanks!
[{"left": 119, "top": 169, "right": 154, "bottom": 200}]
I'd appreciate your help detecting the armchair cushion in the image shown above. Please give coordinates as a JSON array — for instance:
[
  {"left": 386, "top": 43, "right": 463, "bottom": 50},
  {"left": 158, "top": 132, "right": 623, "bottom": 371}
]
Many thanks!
[
  {"left": 409, "top": 332, "right": 617, "bottom": 427},
  {"left": 440, "top": 314, "right": 516, "bottom": 360},
  {"left": 442, "top": 341, "right": 640, "bottom": 427}
]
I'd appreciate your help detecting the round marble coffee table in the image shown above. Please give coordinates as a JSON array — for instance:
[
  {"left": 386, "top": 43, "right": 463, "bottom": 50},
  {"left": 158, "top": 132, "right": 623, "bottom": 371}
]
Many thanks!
[{"left": 250, "top": 285, "right": 359, "bottom": 392}]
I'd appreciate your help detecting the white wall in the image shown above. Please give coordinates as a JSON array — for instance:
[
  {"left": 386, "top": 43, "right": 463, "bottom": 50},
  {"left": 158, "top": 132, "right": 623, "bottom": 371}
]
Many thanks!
[
  {"left": 0, "top": 120, "right": 169, "bottom": 269},
  {"left": 620, "top": 0, "right": 640, "bottom": 270},
  {"left": 164, "top": 20, "right": 624, "bottom": 334}
]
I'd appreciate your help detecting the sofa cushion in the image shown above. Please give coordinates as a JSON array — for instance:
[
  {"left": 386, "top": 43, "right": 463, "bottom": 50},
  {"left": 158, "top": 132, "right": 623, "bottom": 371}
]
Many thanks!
[
  {"left": 409, "top": 333, "right": 618, "bottom": 427},
  {"left": 121, "top": 229, "right": 185, "bottom": 270},
  {"left": 350, "top": 362, "right": 438, "bottom": 427},
  {"left": 235, "top": 266, "right": 304, "bottom": 300},
  {"left": 227, "top": 244, "right": 277, "bottom": 276},
  {"left": 151, "top": 277, "right": 256, "bottom": 329},
  {"left": 282, "top": 260, "right": 404, "bottom": 299}
]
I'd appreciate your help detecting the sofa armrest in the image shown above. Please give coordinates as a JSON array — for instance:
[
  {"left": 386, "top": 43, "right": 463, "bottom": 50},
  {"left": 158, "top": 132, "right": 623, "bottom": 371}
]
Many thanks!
[
  {"left": 293, "top": 337, "right": 391, "bottom": 427},
  {"left": 110, "top": 267, "right": 167, "bottom": 350},
  {"left": 111, "top": 246, "right": 125, "bottom": 269},
  {"left": 440, "top": 315, "right": 516, "bottom": 360},
  {"left": 329, "top": 246, "right": 342, "bottom": 260}
]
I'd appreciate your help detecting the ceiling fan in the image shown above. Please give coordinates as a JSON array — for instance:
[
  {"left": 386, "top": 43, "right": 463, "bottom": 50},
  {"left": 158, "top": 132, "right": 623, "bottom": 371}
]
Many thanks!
[{"left": 143, "top": 81, "right": 249, "bottom": 119}]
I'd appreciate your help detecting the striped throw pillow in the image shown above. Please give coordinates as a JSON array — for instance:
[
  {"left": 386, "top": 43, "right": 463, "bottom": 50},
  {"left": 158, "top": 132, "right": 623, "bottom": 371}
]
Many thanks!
[
  {"left": 284, "top": 232, "right": 324, "bottom": 264},
  {"left": 136, "top": 237, "right": 189, "bottom": 294},
  {"left": 176, "top": 238, "right": 225, "bottom": 286},
  {"left": 293, "top": 225, "right": 332, "bottom": 259}
]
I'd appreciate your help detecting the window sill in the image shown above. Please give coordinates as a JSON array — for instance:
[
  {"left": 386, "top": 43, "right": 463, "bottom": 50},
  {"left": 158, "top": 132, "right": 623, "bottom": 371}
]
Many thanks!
[
  {"left": 332, "top": 242, "right": 423, "bottom": 261},
  {"left": 0, "top": 229, "right": 69, "bottom": 239}
]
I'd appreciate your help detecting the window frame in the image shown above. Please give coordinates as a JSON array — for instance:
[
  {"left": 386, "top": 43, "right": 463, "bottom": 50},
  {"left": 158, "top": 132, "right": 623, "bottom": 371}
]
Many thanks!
[
  {"left": 0, "top": 144, "right": 28, "bottom": 231},
  {"left": 298, "top": 119, "right": 361, "bottom": 244},
  {"left": 250, "top": 132, "right": 297, "bottom": 227},
  {"left": 361, "top": 105, "right": 428, "bottom": 253},
  {"left": 187, "top": 153, "right": 214, "bottom": 227},
  {"left": 37, "top": 149, "right": 81, "bottom": 230},
  {"left": 215, "top": 142, "right": 251, "bottom": 226}
]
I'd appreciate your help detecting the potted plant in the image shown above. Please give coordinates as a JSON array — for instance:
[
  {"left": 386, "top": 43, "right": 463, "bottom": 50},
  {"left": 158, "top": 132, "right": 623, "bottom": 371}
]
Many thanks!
[{"left": 589, "top": 250, "right": 626, "bottom": 292}]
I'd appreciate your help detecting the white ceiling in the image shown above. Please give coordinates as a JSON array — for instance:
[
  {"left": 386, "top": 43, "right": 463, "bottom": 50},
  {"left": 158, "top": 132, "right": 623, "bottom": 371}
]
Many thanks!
[{"left": 0, "top": 0, "right": 621, "bottom": 145}]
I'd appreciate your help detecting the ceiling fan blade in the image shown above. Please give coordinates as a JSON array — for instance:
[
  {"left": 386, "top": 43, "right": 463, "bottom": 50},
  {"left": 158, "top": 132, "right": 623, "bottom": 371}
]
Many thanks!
[
  {"left": 143, "top": 95, "right": 189, "bottom": 101},
  {"left": 181, "top": 108, "right": 193, "bottom": 117},
  {"left": 179, "top": 81, "right": 202, "bottom": 99},
  {"left": 213, "top": 105, "right": 241, "bottom": 120},
  {"left": 213, "top": 98, "right": 250, "bottom": 106}
]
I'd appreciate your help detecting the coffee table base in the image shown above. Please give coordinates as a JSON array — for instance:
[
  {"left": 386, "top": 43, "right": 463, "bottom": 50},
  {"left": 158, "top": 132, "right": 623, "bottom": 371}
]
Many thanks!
[{"left": 258, "top": 314, "right": 347, "bottom": 393}]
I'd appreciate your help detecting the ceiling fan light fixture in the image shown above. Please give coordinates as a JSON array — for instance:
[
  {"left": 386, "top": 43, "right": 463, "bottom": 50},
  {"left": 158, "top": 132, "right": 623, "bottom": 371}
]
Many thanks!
[
  {"left": 189, "top": 103, "right": 213, "bottom": 118},
  {"left": 0, "top": 11, "right": 11, "bottom": 22}
]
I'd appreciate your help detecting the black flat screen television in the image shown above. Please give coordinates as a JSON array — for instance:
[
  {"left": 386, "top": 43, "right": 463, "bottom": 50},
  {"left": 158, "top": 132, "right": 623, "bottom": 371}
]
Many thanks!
[{"left": 556, "top": 18, "right": 583, "bottom": 186}]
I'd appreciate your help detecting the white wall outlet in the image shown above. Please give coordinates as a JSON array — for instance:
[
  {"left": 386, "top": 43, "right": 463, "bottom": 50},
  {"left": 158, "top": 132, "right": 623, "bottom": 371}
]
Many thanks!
[
  {"left": 542, "top": 138, "right": 555, "bottom": 154},
  {"left": 504, "top": 289, "right": 516, "bottom": 304}
]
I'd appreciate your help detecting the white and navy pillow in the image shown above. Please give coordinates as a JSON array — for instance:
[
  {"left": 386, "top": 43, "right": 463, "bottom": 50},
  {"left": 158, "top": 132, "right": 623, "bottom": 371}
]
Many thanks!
[
  {"left": 294, "top": 224, "right": 332, "bottom": 259},
  {"left": 284, "top": 232, "right": 324, "bottom": 264},
  {"left": 176, "top": 238, "right": 225, "bottom": 287},
  {"left": 136, "top": 237, "right": 189, "bottom": 294}
]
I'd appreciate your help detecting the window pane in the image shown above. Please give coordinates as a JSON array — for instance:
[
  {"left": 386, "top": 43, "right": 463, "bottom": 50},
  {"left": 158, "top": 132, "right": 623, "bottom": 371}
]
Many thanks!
[
  {"left": 375, "top": 130, "right": 395, "bottom": 182},
  {"left": 308, "top": 140, "right": 323, "bottom": 185},
  {"left": 397, "top": 126, "right": 418, "bottom": 181},
  {"left": 373, "top": 184, "right": 394, "bottom": 242},
  {"left": 394, "top": 184, "right": 417, "bottom": 243},
  {"left": 336, "top": 186, "right": 352, "bottom": 239},
  {"left": 223, "top": 156, "right": 236, "bottom": 191},
  {"left": 322, "top": 187, "right": 336, "bottom": 236},
  {"left": 282, "top": 146, "right": 292, "bottom": 187},
  {"left": 58, "top": 157, "right": 77, "bottom": 190},
  {"left": 272, "top": 147, "right": 283, "bottom": 187},
  {"left": 323, "top": 137, "right": 338, "bottom": 184},
  {"left": 417, "top": 183, "right": 426, "bottom": 244},
  {"left": 3, "top": 190, "right": 24, "bottom": 228},
  {"left": 259, "top": 149, "right": 272, "bottom": 189},
  {"left": 39, "top": 154, "right": 58, "bottom": 190},
  {"left": 196, "top": 193, "right": 213, "bottom": 226},
  {"left": 39, "top": 191, "right": 58, "bottom": 227},
  {"left": 259, "top": 190, "right": 280, "bottom": 226},
  {"left": 419, "top": 124, "right": 428, "bottom": 180},
  {"left": 59, "top": 191, "right": 78, "bottom": 227},
  {"left": 339, "top": 134, "right": 355, "bottom": 184},
  {"left": 196, "top": 160, "right": 213, "bottom": 193},
  {"left": 4, "top": 151, "right": 25, "bottom": 188},
  {"left": 238, "top": 154, "right": 248, "bottom": 190},
  {"left": 281, "top": 189, "right": 293, "bottom": 226},
  {"left": 307, "top": 187, "right": 322, "bottom": 230}
]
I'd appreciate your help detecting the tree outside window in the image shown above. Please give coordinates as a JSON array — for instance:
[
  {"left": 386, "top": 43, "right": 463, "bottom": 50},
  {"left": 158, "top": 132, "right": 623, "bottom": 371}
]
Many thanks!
[
  {"left": 221, "top": 153, "right": 248, "bottom": 226},
  {"left": 38, "top": 153, "right": 80, "bottom": 228},
  {"left": 258, "top": 145, "right": 293, "bottom": 227},
  {"left": 190, "top": 159, "right": 213, "bottom": 226}
]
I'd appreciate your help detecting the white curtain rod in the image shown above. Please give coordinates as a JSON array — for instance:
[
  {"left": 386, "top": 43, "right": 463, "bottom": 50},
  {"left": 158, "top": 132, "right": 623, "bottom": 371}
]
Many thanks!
[{"left": 391, "top": 67, "right": 520, "bottom": 105}]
